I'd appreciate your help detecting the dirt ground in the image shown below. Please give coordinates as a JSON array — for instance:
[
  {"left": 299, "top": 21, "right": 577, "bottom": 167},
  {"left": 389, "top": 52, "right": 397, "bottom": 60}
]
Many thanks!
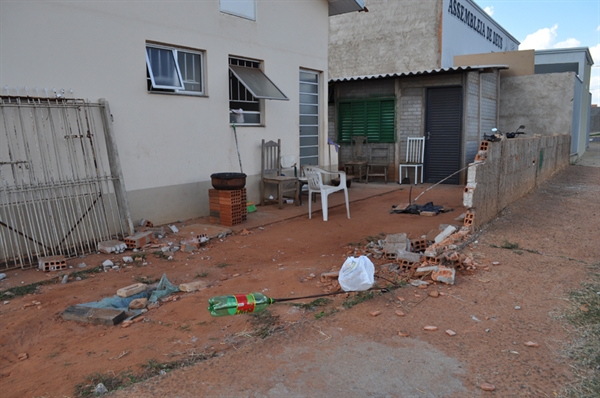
[{"left": 1, "top": 154, "right": 598, "bottom": 397}]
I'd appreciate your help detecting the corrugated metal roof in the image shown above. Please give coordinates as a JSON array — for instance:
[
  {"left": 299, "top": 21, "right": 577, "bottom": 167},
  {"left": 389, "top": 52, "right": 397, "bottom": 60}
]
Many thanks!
[
  {"left": 328, "top": 65, "right": 509, "bottom": 83},
  {"left": 328, "top": 0, "right": 365, "bottom": 16}
]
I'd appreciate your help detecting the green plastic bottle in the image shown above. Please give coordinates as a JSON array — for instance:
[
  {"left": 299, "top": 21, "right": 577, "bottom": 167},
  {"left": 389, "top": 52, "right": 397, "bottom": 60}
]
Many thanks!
[{"left": 208, "top": 293, "right": 274, "bottom": 317}]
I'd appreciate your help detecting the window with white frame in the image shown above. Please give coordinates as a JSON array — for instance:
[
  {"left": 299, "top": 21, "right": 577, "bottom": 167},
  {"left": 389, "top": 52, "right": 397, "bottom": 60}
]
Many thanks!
[
  {"left": 146, "top": 44, "right": 204, "bottom": 95},
  {"left": 229, "top": 57, "right": 261, "bottom": 125},
  {"left": 228, "top": 57, "right": 288, "bottom": 125},
  {"left": 220, "top": 0, "right": 256, "bottom": 20}
]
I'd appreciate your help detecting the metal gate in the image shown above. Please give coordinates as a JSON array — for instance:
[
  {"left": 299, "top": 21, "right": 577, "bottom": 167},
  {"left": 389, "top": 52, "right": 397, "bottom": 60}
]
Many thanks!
[
  {"left": 0, "top": 96, "right": 133, "bottom": 270},
  {"left": 424, "top": 86, "right": 463, "bottom": 184}
]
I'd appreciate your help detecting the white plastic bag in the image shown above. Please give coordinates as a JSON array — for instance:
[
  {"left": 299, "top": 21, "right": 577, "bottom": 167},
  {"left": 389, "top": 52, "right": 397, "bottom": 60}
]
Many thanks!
[{"left": 338, "top": 256, "right": 375, "bottom": 292}]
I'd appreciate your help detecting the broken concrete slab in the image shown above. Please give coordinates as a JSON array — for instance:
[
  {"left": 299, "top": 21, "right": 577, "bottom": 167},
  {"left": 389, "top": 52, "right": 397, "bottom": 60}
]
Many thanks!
[
  {"left": 425, "top": 229, "right": 439, "bottom": 242},
  {"left": 144, "top": 226, "right": 166, "bottom": 238},
  {"left": 320, "top": 271, "right": 339, "bottom": 282},
  {"left": 62, "top": 306, "right": 127, "bottom": 326},
  {"left": 414, "top": 265, "right": 438, "bottom": 276},
  {"left": 179, "top": 280, "right": 208, "bottom": 292},
  {"left": 97, "top": 240, "right": 127, "bottom": 254},
  {"left": 431, "top": 266, "right": 456, "bottom": 285},
  {"left": 434, "top": 225, "right": 457, "bottom": 244},
  {"left": 117, "top": 283, "right": 147, "bottom": 298},
  {"left": 383, "top": 233, "right": 410, "bottom": 259},
  {"left": 176, "top": 223, "right": 232, "bottom": 239},
  {"left": 128, "top": 298, "right": 148, "bottom": 310},
  {"left": 180, "top": 237, "right": 202, "bottom": 252},
  {"left": 394, "top": 249, "right": 421, "bottom": 264}
]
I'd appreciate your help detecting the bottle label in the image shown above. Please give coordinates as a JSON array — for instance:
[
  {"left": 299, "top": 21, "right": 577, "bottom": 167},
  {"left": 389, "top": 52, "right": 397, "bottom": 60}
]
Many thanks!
[{"left": 234, "top": 294, "right": 256, "bottom": 314}]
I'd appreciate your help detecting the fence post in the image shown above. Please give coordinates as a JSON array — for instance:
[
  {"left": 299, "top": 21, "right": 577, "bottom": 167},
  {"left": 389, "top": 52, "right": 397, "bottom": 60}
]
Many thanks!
[{"left": 98, "top": 98, "right": 134, "bottom": 237}]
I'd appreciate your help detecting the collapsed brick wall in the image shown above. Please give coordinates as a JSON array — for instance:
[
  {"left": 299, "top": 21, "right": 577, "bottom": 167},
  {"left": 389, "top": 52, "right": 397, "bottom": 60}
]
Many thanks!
[{"left": 464, "top": 134, "right": 570, "bottom": 228}]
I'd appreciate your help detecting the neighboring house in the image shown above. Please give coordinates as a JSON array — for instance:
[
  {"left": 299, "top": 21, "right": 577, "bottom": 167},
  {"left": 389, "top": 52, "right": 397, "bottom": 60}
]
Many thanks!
[
  {"left": 327, "top": 0, "right": 519, "bottom": 184},
  {"left": 457, "top": 48, "right": 594, "bottom": 163},
  {"left": 0, "top": 0, "right": 365, "bottom": 268},
  {"left": 592, "top": 105, "right": 600, "bottom": 134},
  {"left": 534, "top": 48, "right": 594, "bottom": 160},
  {"left": 329, "top": 66, "right": 505, "bottom": 184}
]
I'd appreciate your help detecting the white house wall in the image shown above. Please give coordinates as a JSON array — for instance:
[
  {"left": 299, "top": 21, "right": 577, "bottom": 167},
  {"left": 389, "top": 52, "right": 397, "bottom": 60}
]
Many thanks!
[
  {"left": 0, "top": 1, "right": 331, "bottom": 224},
  {"left": 441, "top": 0, "right": 518, "bottom": 67}
]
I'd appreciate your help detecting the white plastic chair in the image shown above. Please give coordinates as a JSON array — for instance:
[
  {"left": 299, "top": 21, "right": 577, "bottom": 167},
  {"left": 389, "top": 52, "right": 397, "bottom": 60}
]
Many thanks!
[
  {"left": 398, "top": 136, "right": 425, "bottom": 185},
  {"left": 303, "top": 166, "right": 350, "bottom": 221}
]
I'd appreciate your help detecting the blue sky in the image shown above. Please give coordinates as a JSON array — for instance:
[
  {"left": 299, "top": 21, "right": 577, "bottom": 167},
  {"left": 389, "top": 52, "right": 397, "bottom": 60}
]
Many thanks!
[{"left": 474, "top": 0, "right": 600, "bottom": 104}]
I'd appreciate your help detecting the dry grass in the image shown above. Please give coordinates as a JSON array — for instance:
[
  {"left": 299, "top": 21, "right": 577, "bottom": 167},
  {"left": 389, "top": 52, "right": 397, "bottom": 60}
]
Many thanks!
[{"left": 561, "top": 264, "right": 600, "bottom": 397}]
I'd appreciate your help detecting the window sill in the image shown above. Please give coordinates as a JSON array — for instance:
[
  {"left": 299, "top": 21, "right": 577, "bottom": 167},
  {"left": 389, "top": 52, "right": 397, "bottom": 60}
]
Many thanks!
[
  {"left": 148, "top": 91, "right": 208, "bottom": 98},
  {"left": 230, "top": 123, "right": 264, "bottom": 127}
]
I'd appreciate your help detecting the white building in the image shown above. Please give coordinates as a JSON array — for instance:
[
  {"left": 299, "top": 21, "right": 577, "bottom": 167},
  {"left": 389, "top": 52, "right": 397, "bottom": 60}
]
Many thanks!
[
  {"left": 534, "top": 48, "right": 594, "bottom": 160},
  {"left": 0, "top": 0, "right": 365, "bottom": 268}
]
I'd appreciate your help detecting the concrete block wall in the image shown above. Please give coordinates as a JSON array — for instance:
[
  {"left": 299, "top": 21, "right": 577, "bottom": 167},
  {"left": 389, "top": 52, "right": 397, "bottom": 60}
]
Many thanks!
[
  {"left": 499, "top": 72, "right": 574, "bottom": 137},
  {"left": 465, "top": 134, "right": 570, "bottom": 228},
  {"left": 329, "top": 0, "right": 441, "bottom": 78},
  {"left": 337, "top": 78, "right": 395, "bottom": 99},
  {"left": 497, "top": 138, "right": 539, "bottom": 211},
  {"left": 537, "top": 134, "right": 571, "bottom": 182}
]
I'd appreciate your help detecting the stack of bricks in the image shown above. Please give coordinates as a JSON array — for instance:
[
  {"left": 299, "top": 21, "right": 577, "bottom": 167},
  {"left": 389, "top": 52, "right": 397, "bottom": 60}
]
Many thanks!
[{"left": 209, "top": 188, "right": 247, "bottom": 226}]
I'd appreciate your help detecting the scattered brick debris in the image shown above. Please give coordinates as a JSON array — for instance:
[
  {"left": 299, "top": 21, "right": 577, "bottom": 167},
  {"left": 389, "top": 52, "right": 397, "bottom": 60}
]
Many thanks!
[{"left": 480, "top": 383, "right": 496, "bottom": 391}]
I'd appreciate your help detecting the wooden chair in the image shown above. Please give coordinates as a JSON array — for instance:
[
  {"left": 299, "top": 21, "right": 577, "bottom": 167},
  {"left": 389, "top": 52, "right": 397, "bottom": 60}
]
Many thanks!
[
  {"left": 303, "top": 166, "right": 350, "bottom": 221},
  {"left": 260, "top": 139, "right": 299, "bottom": 209},
  {"left": 343, "top": 135, "right": 368, "bottom": 183},
  {"left": 398, "top": 137, "right": 425, "bottom": 185},
  {"left": 367, "top": 144, "right": 390, "bottom": 183}
]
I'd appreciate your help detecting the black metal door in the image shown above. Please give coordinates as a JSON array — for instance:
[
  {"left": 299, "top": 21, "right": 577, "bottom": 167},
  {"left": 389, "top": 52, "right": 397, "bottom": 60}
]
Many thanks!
[{"left": 424, "top": 87, "right": 462, "bottom": 184}]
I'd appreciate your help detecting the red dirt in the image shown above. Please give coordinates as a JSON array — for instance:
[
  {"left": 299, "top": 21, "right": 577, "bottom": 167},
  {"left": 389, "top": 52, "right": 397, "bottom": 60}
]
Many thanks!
[{"left": 1, "top": 166, "right": 598, "bottom": 397}]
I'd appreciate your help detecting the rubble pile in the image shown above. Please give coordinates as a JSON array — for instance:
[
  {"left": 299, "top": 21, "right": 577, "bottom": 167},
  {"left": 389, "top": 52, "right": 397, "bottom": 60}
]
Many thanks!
[{"left": 352, "top": 213, "right": 480, "bottom": 289}]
